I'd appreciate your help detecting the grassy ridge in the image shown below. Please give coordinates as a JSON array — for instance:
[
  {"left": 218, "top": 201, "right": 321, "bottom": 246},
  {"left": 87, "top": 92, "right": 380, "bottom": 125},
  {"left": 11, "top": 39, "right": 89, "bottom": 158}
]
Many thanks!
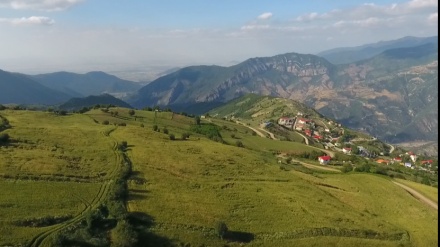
[{"left": 0, "top": 108, "right": 437, "bottom": 246}]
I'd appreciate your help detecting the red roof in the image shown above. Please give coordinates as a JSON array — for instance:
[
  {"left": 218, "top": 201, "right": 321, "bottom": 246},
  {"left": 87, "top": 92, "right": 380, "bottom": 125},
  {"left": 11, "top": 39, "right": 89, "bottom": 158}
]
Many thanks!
[
  {"left": 394, "top": 157, "right": 402, "bottom": 161},
  {"left": 299, "top": 118, "right": 311, "bottom": 122},
  {"left": 318, "top": 156, "right": 331, "bottom": 161},
  {"left": 313, "top": 135, "right": 322, "bottom": 139},
  {"left": 421, "top": 160, "right": 433, "bottom": 164}
]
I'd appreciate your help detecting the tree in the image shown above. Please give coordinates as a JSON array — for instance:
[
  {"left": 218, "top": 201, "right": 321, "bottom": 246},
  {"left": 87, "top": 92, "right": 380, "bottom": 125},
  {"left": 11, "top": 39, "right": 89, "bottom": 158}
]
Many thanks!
[
  {"left": 163, "top": 127, "right": 169, "bottom": 134},
  {"left": 215, "top": 221, "right": 228, "bottom": 240},
  {"left": 195, "top": 116, "right": 201, "bottom": 125},
  {"left": 235, "top": 140, "right": 244, "bottom": 147},
  {"left": 153, "top": 125, "right": 158, "bottom": 131},
  {"left": 0, "top": 133, "right": 9, "bottom": 143},
  {"left": 169, "top": 134, "right": 175, "bottom": 140},
  {"left": 128, "top": 109, "right": 135, "bottom": 116},
  {"left": 0, "top": 104, "right": 5, "bottom": 110}
]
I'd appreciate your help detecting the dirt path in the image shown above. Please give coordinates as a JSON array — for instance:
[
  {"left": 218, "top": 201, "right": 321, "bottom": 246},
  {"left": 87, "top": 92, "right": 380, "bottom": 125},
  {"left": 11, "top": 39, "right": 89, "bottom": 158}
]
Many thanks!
[
  {"left": 388, "top": 143, "right": 395, "bottom": 154},
  {"left": 259, "top": 127, "right": 278, "bottom": 140},
  {"left": 292, "top": 158, "right": 341, "bottom": 172},
  {"left": 235, "top": 121, "right": 266, "bottom": 138},
  {"left": 392, "top": 181, "right": 437, "bottom": 210},
  {"left": 28, "top": 127, "right": 122, "bottom": 247}
]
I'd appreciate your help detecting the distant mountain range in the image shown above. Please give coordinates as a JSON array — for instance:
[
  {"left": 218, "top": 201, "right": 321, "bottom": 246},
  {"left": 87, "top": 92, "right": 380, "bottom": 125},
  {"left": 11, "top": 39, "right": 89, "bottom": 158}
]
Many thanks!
[
  {"left": 317, "top": 36, "right": 437, "bottom": 64},
  {"left": 0, "top": 69, "right": 71, "bottom": 105},
  {"left": 128, "top": 38, "right": 438, "bottom": 145},
  {"left": 0, "top": 70, "right": 141, "bottom": 106},
  {"left": 31, "top": 71, "right": 141, "bottom": 98},
  {"left": 0, "top": 36, "right": 437, "bottom": 147}
]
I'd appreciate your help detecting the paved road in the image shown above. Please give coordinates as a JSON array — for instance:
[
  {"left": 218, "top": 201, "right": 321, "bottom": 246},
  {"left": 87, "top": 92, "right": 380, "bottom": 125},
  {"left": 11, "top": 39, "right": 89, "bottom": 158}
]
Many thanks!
[{"left": 392, "top": 181, "right": 438, "bottom": 210}]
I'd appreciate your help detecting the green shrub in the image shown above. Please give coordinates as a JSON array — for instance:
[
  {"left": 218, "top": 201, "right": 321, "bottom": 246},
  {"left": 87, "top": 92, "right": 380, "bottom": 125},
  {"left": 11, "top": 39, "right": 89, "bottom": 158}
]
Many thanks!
[
  {"left": 163, "top": 128, "right": 169, "bottom": 134},
  {"left": 153, "top": 125, "right": 158, "bottom": 131},
  {"left": 235, "top": 140, "right": 244, "bottom": 148},
  {"left": 215, "top": 221, "right": 228, "bottom": 240},
  {"left": 102, "top": 120, "right": 109, "bottom": 125},
  {"left": 169, "top": 134, "right": 175, "bottom": 140}
]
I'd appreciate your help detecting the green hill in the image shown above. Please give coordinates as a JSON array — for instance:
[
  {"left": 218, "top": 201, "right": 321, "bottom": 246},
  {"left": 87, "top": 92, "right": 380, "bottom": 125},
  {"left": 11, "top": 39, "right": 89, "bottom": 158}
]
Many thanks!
[
  {"left": 0, "top": 108, "right": 437, "bottom": 246},
  {"left": 59, "top": 93, "right": 133, "bottom": 111}
]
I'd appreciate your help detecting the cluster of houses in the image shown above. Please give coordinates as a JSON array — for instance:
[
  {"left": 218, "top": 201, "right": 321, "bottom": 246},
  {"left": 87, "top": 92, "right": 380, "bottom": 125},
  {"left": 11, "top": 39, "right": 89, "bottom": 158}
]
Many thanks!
[
  {"left": 276, "top": 115, "right": 437, "bottom": 172},
  {"left": 375, "top": 152, "right": 435, "bottom": 171},
  {"left": 278, "top": 112, "right": 343, "bottom": 144}
]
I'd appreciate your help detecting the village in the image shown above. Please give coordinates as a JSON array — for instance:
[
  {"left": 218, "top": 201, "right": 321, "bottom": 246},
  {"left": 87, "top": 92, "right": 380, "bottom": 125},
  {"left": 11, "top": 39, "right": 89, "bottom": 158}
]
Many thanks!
[{"left": 272, "top": 112, "right": 437, "bottom": 173}]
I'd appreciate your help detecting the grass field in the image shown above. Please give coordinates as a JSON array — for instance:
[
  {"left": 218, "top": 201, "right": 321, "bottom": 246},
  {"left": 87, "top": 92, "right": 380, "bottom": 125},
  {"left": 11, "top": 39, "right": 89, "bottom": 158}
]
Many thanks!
[
  {"left": 0, "top": 180, "right": 100, "bottom": 246},
  {"left": 0, "top": 108, "right": 437, "bottom": 247}
]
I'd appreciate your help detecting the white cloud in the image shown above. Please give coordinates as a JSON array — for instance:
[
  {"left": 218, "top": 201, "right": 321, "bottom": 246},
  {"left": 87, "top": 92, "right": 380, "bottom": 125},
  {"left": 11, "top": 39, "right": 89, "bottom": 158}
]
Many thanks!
[
  {"left": 241, "top": 24, "right": 270, "bottom": 30},
  {"left": 296, "top": 12, "right": 320, "bottom": 22},
  {"left": 257, "top": 12, "right": 273, "bottom": 20},
  {"left": 0, "top": 16, "right": 55, "bottom": 25},
  {"left": 0, "top": 0, "right": 84, "bottom": 11},
  {"left": 428, "top": 12, "right": 438, "bottom": 24},
  {"left": 408, "top": 0, "right": 437, "bottom": 9}
]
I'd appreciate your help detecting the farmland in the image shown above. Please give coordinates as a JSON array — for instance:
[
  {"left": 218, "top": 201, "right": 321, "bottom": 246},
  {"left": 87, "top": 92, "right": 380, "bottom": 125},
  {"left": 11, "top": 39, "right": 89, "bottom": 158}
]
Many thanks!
[{"left": 0, "top": 107, "right": 437, "bottom": 246}]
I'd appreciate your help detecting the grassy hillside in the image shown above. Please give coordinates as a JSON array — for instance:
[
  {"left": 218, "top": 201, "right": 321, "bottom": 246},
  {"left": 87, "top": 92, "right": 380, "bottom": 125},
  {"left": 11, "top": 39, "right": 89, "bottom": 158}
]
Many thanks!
[{"left": 0, "top": 108, "right": 437, "bottom": 246}]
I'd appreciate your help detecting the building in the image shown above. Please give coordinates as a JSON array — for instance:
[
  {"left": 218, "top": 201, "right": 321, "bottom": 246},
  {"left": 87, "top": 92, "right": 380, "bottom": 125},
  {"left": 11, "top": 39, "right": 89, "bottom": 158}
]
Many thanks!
[
  {"left": 278, "top": 117, "right": 294, "bottom": 126},
  {"left": 342, "top": 147, "right": 352, "bottom": 154},
  {"left": 318, "top": 156, "right": 331, "bottom": 165}
]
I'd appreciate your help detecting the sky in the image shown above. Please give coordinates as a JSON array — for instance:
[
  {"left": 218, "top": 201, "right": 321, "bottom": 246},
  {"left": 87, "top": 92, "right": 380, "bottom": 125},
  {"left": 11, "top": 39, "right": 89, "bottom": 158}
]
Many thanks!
[{"left": 0, "top": 0, "right": 437, "bottom": 75}]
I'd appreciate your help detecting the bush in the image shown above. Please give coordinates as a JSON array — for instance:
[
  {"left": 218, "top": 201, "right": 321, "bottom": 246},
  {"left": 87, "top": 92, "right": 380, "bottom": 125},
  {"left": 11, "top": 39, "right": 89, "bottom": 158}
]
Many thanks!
[
  {"left": 215, "top": 221, "right": 228, "bottom": 240},
  {"left": 102, "top": 120, "right": 109, "bottom": 125},
  {"left": 0, "top": 104, "right": 5, "bottom": 110},
  {"left": 230, "top": 134, "right": 235, "bottom": 139},
  {"left": 153, "top": 125, "right": 158, "bottom": 131},
  {"left": 0, "top": 133, "right": 9, "bottom": 143},
  {"left": 140, "top": 123, "right": 144, "bottom": 128},
  {"left": 181, "top": 133, "right": 190, "bottom": 140},
  {"left": 118, "top": 122, "right": 126, "bottom": 126},
  {"left": 163, "top": 128, "right": 169, "bottom": 134},
  {"left": 128, "top": 109, "right": 135, "bottom": 116},
  {"left": 235, "top": 140, "right": 244, "bottom": 148},
  {"left": 169, "top": 134, "right": 175, "bottom": 140}
]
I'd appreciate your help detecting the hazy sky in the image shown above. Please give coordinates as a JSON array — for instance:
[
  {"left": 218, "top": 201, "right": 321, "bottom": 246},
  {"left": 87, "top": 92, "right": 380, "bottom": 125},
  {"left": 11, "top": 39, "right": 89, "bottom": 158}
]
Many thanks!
[{"left": 0, "top": 0, "right": 437, "bottom": 74}]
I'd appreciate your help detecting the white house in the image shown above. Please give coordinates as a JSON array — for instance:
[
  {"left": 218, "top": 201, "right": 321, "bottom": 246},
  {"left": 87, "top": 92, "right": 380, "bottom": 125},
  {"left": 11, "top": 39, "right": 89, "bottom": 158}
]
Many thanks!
[
  {"left": 278, "top": 117, "right": 294, "bottom": 126},
  {"left": 342, "top": 147, "right": 352, "bottom": 154}
]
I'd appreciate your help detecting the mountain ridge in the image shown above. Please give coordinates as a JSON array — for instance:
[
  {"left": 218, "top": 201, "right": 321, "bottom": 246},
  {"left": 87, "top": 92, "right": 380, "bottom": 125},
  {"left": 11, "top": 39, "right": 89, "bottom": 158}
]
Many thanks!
[{"left": 128, "top": 42, "right": 438, "bottom": 146}]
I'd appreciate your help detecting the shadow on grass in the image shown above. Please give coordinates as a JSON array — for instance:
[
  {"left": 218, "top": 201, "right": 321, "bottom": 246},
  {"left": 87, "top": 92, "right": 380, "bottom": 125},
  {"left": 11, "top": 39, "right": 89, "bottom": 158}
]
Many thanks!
[
  {"left": 128, "top": 211, "right": 174, "bottom": 247},
  {"left": 225, "top": 231, "right": 255, "bottom": 243}
]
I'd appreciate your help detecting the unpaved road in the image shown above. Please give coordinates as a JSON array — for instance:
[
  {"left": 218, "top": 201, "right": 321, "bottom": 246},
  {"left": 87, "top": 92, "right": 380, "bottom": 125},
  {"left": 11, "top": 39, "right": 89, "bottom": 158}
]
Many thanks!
[
  {"left": 392, "top": 181, "right": 438, "bottom": 210},
  {"left": 259, "top": 127, "right": 278, "bottom": 140}
]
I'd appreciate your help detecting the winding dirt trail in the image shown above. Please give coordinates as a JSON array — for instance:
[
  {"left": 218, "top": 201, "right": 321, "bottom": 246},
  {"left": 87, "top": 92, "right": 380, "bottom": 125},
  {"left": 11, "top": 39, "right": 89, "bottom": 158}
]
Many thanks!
[
  {"left": 259, "top": 127, "right": 278, "bottom": 140},
  {"left": 392, "top": 181, "right": 438, "bottom": 210},
  {"left": 28, "top": 127, "right": 122, "bottom": 247}
]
